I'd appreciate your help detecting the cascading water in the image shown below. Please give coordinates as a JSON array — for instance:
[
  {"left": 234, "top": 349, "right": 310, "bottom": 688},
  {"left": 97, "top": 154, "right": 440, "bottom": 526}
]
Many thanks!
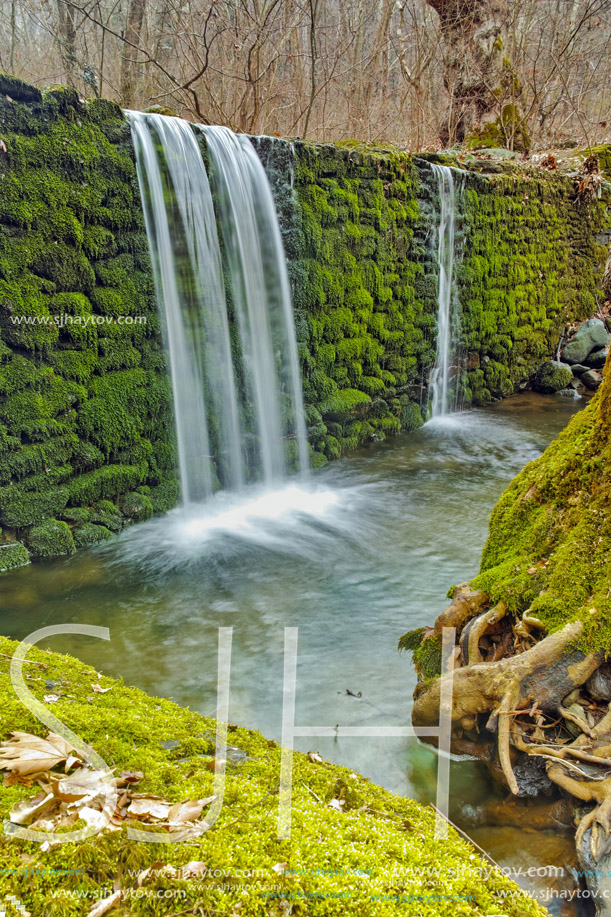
[
  {"left": 428, "top": 164, "right": 462, "bottom": 419},
  {"left": 127, "top": 112, "right": 309, "bottom": 506},
  {"left": 202, "top": 126, "right": 309, "bottom": 484}
]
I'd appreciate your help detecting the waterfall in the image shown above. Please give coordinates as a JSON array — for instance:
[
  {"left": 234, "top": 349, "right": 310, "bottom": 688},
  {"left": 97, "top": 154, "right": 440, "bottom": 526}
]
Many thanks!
[
  {"left": 428, "top": 164, "right": 462, "bottom": 419},
  {"left": 128, "top": 112, "right": 309, "bottom": 504}
]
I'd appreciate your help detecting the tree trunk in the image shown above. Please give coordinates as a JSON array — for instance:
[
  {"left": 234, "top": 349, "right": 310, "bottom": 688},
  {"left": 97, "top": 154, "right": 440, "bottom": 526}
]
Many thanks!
[
  {"left": 120, "top": 0, "right": 147, "bottom": 108},
  {"left": 425, "top": 0, "right": 511, "bottom": 145},
  {"left": 56, "top": 0, "right": 77, "bottom": 88}
]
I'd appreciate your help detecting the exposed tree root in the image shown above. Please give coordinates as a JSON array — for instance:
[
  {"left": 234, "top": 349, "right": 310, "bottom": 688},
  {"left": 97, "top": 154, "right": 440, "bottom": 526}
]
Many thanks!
[{"left": 410, "top": 586, "right": 611, "bottom": 873}]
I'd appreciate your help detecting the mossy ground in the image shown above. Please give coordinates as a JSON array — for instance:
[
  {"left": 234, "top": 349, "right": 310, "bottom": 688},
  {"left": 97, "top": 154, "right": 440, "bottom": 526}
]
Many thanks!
[
  {"left": 0, "top": 636, "right": 544, "bottom": 917},
  {"left": 472, "top": 356, "right": 611, "bottom": 651}
]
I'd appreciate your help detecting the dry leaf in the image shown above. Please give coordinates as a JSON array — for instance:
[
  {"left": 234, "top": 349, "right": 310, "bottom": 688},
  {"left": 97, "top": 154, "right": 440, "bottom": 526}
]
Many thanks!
[
  {"left": 181, "top": 861, "right": 207, "bottom": 879},
  {"left": 91, "top": 684, "right": 112, "bottom": 694},
  {"left": 9, "top": 791, "right": 56, "bottom": 826},
  {"left": 272, "top": 862, "right": 288, "bottom": 874},
  {"left": 328, "top": 798, "right": 345, "bottom": 812},
  {"left": 53, "top": 768, "right": 115, "bottom": 805},
  {"left": 118, "top": 770, "right": 143, "bottom": 785},
  {"left": 168, "top": 796, "right": 214, "bottom": 825},
  {"left": 127, "top": 795, "right": 171, "bottom": 821},
  {"left": 0, "top": 732, "right": 74, "bottom": 775},
  {"left": 307, "top": 751, "right": 323, "bottom": 763},
  {"left": 87, "top": 890, "right": 122, "bottom": 916}
]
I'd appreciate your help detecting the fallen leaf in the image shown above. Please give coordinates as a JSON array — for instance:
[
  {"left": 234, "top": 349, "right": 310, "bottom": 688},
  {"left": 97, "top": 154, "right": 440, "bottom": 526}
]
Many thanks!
[
  {"left": 118, "top": 770, "right": 143, "bottom": 785},
  {"left": 307, "top": 751, "right": 323, "bottom": 763},
  {"left": 181, "top": 861, "right": 207, "bottom": 879},
  {"left": 168, "top": 796, "right": 214, "bottom": 825},
  {"left": 91, "top": 684, "right": 112, "bottom": 694},
  {"left": 9, "top": 791, "right": 56, "bottom": 825},
  {"left": 87, "top": 890, "right": 122, "bottom": 916},
  {"left": 0, "top": 732, "right": 74, "bottom": 775},
  {"left": 127, "top": 795, "right": 171, "bottom": 821},
  {"left": 328, "top": 798, "right": 345, "bottom": 812},
  {"left": 272, "top": 862, "right": 288, "bottom": 874}
]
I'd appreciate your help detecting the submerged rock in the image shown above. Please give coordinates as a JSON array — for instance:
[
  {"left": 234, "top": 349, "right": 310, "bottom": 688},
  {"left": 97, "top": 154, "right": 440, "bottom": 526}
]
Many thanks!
[
  {"left": 531, "top": 360, "right": 573, "bottom": 393},
  {"left": 562, "top": 318, "right": 610, "bottom": 364}
]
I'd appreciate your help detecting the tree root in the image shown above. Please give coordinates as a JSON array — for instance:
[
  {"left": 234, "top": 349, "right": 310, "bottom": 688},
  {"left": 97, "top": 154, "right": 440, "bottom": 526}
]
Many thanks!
[{"left": 411, "top": 586, "right": 611, "bottom": 865}]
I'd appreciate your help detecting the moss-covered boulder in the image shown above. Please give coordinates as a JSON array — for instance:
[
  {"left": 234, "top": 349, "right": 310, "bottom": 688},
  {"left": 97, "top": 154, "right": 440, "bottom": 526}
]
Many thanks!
[
  {"left": 562, "top": 318, "right": 610, "bottom": 364},
  {"left": 531, "top": 359, "right": 573, "bottom": 394},
  {"left": 27, "top": 519, "right": 75, "bottom": 557},
  {"left": 0, "top": 541, "right": 29, "bottom": 572},
  {"left": 73, "top": 522, "right": 113, "bottom": 549},
  {"left": 0, "top": 635, "right": 543, "bottom": 916}
]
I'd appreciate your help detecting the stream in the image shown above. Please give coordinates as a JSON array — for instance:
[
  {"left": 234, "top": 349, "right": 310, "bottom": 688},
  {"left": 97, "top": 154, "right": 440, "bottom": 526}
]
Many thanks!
[{"left": 0, "top": 393, "right": 587, "bottom": 914}]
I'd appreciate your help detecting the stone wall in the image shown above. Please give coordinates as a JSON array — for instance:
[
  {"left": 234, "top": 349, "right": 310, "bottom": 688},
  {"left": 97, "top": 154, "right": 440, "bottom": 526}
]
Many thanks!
[{"left": 0, "top": 72, "right": 609, "bottom": 563}]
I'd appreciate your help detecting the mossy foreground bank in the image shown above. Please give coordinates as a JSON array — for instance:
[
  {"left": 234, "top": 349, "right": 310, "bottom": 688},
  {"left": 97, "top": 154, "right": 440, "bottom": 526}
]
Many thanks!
[
  {"left": 0, "top": 71, "right": 610, "bottom": 565},
  {"left": 0, "top": 637, "right": 542, "bottom": 917}
]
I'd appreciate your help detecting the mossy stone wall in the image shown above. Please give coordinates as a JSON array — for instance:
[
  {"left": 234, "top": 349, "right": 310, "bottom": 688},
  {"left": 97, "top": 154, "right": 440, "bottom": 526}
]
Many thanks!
[
  {"left": 0, "top": 76, "right": 178, "bottom": 563},
  {"left": 0, "top": 74, "right": 610, "bottom": 558},
  {"left": 457, "top": 166, "right": 610, "bottom": 403}
]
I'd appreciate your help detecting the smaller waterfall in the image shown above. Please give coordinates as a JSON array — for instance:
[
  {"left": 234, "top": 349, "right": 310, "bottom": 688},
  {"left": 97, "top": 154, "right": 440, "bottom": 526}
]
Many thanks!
[{"left": 428, "top": 164, "right": 462, "bottom": 419}]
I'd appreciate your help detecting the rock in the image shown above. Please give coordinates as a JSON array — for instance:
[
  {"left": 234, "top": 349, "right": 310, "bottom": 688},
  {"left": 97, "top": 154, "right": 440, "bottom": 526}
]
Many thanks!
[
  {"left": 0, "top": 542, "right": 30, "bottom": 573},
  {"left": 556, "top": 388, "right": 579, "bottom": 398},
  {"left": 585, "top": 345, "right": 610, "bottom": 368},
  {"left": 531, "top": 360, "right": 573, "bottom": 394},
  {"left": 562, "top": 318, "right": 610, "bottom": 364},
  {"left": 569, "top": 377, "right": 586, "bottom": 394},
  {"left": 582, "top": 369, "right": 603, "bottom": 390},
  {"left": 570, "top": 363, "right": 590, "bottom": 376},
  {"left": 27, "top": 519, "right": 75, "bottom": 558},
  {"left": 513, "top": 753, "right": 555, "bottom": 797},
  {"left": 586, "top": 663, "right": 611, "bottom": 701}
]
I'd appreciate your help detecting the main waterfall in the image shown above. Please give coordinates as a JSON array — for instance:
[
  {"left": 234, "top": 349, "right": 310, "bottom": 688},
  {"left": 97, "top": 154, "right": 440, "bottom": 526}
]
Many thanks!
[
  {"left": 128, "top": 113, "right": 309, "bottom": 504},
  {"left": 428, "top": 164, "right": 462, "bottom": 419}
]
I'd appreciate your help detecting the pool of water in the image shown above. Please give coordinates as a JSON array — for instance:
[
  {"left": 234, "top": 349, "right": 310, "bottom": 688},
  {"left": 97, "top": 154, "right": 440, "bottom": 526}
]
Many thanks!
[{"left": 0, "top": 393, "right": 587, "bottom": 913}]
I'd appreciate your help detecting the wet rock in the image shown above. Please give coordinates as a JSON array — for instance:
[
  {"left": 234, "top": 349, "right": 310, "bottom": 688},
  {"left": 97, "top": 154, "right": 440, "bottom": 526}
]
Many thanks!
[
  {"left": 514, "top": 753, "right": 555, "bottom": 796},
  {"left": 586, "top": 663, "right": 611, "bottom": 701},
  {"left": 562, "top": 318, "right": 610, "bottom": 364},
  {"left": 570, "top": 363, "right": 590, "bottom": 376},
  {"left": 569, "top": 377, "right": 586, "bottom": 394},
  {"left": 531, "top": 360, "right": 573, "bottom": 394},
  {"left": 0, "top": 542, "right": 30, "bottom": 573},
  {"left": 582, "top": 369, "right": 603, "bottom": 390},
  {"left": 585, "top": 345, "right": 610, "bottom": 368}
]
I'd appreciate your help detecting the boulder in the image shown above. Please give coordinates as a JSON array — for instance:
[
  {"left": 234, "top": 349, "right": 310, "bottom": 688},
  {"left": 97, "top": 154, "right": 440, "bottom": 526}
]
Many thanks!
[
  {"left": 585, "top": 345, "right": 610, "bottom": 368},
  {"left": 570, "top": 363, "right": 590, "bottom": 376},
  {"left": 581, "top": 369, "right": 603, "bottom": 390},
  {"left": 531, "top": 360, "right": 573, "bottom": 394},
  {"left": 562, "top": 318, "right": 610, "bottom": 364}
]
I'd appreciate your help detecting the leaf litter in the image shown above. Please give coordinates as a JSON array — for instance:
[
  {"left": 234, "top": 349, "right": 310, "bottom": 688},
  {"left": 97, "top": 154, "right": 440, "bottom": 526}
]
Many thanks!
[{"left": 0, "top": 731, "right": 215, "bottom": 840}]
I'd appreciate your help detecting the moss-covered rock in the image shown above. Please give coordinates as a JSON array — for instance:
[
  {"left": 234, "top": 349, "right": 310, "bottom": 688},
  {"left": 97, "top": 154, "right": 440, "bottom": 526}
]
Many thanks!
[
  {"left": 73, "top": 522, "right": 113, "bottom": 548},
  {"left": 0, "top": 635, "right": 544, "bottom": 916},
  {"left": 531, "top": 359, "right": 573, "bottom": 394},
  {"left": 26, "top": 518, "right": 75, "bottom": 557},
  {"left": 120, "top": 490, "right": 153, "bottom": 521},
  {"left": 0, "top": 541, "right": 29, "bottom": 572}
]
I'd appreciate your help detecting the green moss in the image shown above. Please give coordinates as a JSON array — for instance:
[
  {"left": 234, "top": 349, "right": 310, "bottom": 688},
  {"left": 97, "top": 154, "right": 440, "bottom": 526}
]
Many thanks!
[
  {"left": 73, "top": 522, "right": 113, "bottom": 548},
  {"left": 0, "top": 541, "right": 30, "bottom": 572},
  {"left": 120, "top": 491, "right": 153, "bottom": 522},
  {"left": 471, "top": 360, "right": 611, "bottom": 651},
  {"left": 27, "top": 518, "right": 75, "bottom": 557},
  {"left": 0, "top": 636, "right": 544, "bottom": 917}
]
